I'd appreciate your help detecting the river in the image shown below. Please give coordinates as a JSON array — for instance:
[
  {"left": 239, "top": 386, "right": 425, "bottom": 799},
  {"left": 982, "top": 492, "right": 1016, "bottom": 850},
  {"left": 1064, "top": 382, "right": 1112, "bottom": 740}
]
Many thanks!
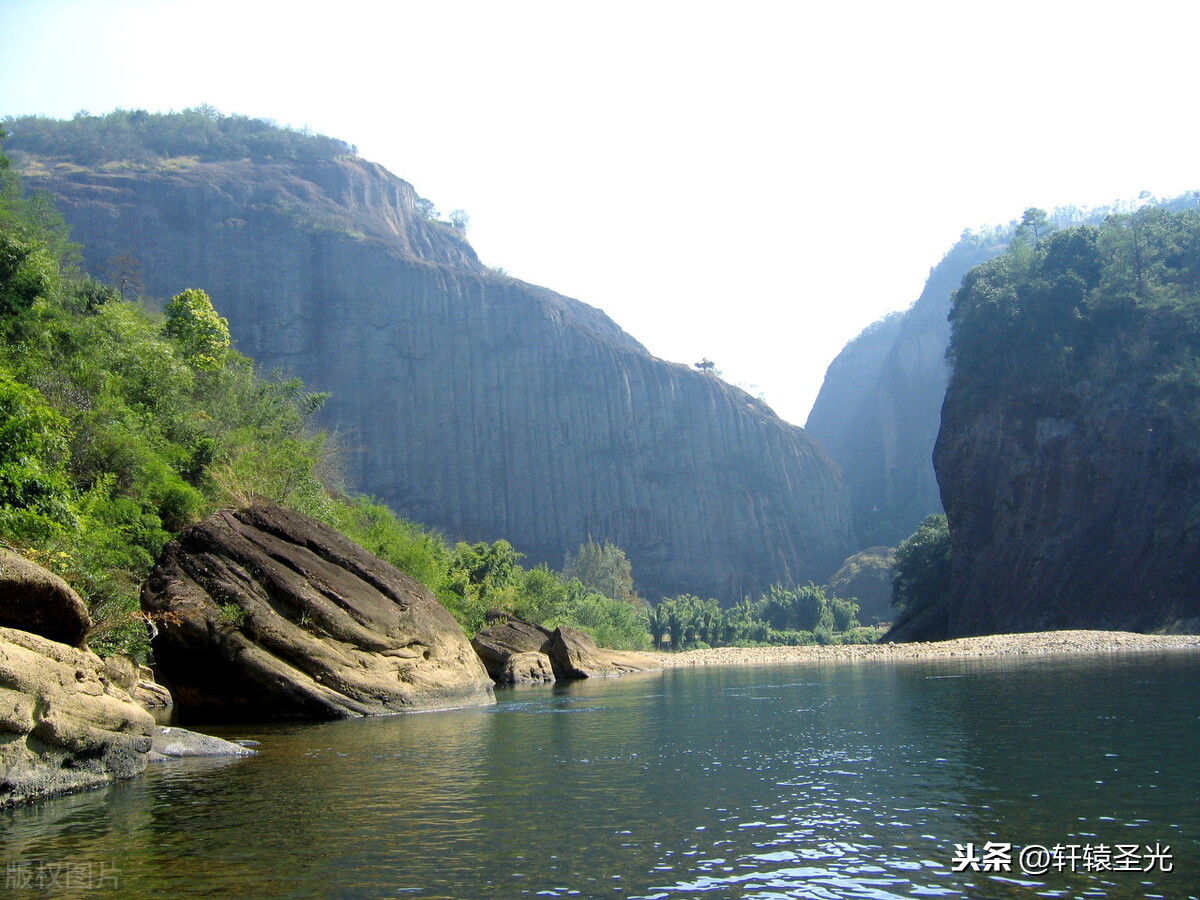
[{"left": 3, "top": 651, "right": 1197, "bottom": 899}]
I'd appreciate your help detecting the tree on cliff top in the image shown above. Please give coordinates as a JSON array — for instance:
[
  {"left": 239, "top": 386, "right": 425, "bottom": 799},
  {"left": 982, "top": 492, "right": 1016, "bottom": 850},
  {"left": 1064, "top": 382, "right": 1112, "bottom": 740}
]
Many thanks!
[
  {"left": 948, "top": 207, "right": 1200, "bottom": 402},
  {"left": 2, "top": 109, "right": 355, "bottom": 167}
]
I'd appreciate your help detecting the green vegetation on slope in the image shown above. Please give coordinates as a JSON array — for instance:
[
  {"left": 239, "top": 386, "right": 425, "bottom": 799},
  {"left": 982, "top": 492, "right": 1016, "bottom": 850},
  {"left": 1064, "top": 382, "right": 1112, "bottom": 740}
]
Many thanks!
[
  {"left": 888, "top": 513, "right": 951, "bottom": 635},
  {"left": 949, "top": 206, "right": 1200, "bottom": 407},
  {"left": 3, "top": 107, "right": 355, "bottom": 167},
  {"left": 887, "top": 205, "right": 1200, "bottom": 633},
  {"left": 0, "top": 127, "right": 885, "bottom": 657}
]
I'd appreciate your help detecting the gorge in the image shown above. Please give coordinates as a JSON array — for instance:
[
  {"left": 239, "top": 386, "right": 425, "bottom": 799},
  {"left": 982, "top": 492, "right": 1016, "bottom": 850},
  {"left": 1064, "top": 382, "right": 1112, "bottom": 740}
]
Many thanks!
[{"left": 7, "top": 116, "right": 853, "bottom": 604}]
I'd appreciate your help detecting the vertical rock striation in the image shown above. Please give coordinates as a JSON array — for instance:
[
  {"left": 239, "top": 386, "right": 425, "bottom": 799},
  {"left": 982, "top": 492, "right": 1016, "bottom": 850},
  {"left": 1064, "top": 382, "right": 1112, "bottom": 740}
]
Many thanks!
[
  {"left": 934, "top": 379, "right": 1200, "bottom": 636},
  {"left": 806, "top": 238, "right": 1006, "bottom": 548},
  {"left": 26, "top": 156, "right": 852, "bottom": 601}
]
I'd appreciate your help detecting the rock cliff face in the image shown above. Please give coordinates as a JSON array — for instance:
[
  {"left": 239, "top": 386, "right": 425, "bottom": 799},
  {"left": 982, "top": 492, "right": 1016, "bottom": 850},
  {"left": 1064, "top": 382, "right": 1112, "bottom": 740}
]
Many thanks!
[
  {"left": 934, "top": 380, "right": 1200, "bottom": 635},
  {"left": 25, "top": 156, "right": 852, "bottom": 601},
  {"left": 806, "top": 238, "right": 1005, "bottom": 548}
]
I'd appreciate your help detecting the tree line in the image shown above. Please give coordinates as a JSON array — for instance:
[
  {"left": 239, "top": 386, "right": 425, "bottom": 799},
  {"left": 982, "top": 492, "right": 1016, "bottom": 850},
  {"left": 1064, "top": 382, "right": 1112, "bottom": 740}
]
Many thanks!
[{"left": 3, "top": 108, "right": 355, "bottom": 168}]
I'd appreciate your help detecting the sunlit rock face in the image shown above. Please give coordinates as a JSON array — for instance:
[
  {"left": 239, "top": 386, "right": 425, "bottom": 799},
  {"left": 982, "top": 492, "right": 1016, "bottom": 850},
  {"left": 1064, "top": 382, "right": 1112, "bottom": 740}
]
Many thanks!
[
  {"left": 141, "top": 503, "right": 495, "bottom": 720},
  {"left": 27, "top": 155, "right": 852, "bottom": 602}
]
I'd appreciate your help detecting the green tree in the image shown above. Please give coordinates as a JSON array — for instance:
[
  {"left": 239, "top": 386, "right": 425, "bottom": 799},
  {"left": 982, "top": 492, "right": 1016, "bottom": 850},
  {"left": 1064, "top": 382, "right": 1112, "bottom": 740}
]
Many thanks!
[
  {"left": 1018, "top": 207, "right": 1052, "bottom": 243},
  {"left": 163, "top": 288, "right": 230, "bottom": 371},
  {"left": 828, "top": 597, "right": 860, "bottom": 631},
  {"left": 0, "top": 228, "right": 59, "bottom": 316},
  {"left": 0, "top": 371, "right": 75, "bottom": 540},
  {"left": 892, "top": 514, "right": 951, "bottom": 619},
  {"left": 759, "top": 583, "right": 827, "bottom": 632},
  {"left": 562, "top": 538, "right": 636, "bottom": 602}
]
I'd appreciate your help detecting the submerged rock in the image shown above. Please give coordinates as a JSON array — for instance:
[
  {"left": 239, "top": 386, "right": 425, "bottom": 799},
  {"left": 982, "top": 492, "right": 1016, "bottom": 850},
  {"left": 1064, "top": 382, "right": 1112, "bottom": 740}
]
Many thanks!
[
  {"left": 0, "top": 548, "right": 92, "bottom": 646},
  {"left": 0, "top": 627, "right": 153, "bottom": 808},
  {"left": 140, "top": 502, "right": 495, "bottom": 721},
  {"left": 147, "top": 726, "right": 257, "bottom": 761}
]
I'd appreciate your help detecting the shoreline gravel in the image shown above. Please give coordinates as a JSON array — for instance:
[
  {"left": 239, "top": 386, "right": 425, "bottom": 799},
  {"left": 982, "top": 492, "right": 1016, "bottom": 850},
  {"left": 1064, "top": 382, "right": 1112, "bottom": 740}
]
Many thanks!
[{"left": 648, "top": 630, "right": 1200, "bottom": 668}]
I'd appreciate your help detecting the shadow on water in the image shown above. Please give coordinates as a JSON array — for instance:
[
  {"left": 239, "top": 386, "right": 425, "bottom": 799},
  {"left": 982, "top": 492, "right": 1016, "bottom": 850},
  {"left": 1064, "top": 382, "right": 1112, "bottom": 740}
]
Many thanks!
[{"left": 2, "top": 656, "right": 1197, "bottom": 899}]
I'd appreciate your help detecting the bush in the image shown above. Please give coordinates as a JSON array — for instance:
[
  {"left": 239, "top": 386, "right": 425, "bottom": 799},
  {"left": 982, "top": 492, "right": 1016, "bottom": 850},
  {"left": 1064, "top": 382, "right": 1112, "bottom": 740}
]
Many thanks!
[{"left": 892, "top": 514, "right": 952, "bottom": 623}]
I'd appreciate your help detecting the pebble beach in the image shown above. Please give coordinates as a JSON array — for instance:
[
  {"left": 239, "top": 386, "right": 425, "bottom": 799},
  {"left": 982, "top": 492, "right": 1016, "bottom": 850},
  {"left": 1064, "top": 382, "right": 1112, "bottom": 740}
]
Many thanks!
[{"left": 650, "top": 630, "right": 1200, "bottom": 668}]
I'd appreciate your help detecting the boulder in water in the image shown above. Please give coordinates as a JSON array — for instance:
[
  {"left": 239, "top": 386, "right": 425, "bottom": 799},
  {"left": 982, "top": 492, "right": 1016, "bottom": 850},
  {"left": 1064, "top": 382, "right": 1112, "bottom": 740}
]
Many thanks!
[{"left": 0, "top": 627, "right": 153, "bottom": 808}]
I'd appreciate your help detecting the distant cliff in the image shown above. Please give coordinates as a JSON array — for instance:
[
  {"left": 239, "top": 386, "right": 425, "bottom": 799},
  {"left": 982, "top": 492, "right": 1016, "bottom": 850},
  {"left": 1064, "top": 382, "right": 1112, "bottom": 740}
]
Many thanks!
[
  {"left": 930, "top": 211, "right": 1200, "bottom": 636},
  {"left": 806, "top": 236, "right": 1005, "bottom": 548},
  {"left": 12, "top": 122, "right": 852, "bottom": 602}
]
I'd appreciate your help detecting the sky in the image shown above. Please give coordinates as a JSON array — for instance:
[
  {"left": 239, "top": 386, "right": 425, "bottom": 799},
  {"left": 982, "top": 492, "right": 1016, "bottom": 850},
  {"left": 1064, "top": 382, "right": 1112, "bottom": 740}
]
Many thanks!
[{"left": 3, "top": 0, "right": 1199, "bottom": 426}]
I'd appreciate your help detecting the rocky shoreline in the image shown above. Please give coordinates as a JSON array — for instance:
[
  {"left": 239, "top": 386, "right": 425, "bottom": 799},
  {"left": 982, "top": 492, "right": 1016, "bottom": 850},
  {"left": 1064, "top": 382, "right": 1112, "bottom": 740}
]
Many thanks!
[{"left": 651, "top": 630, "right": 1200, "bottom": 668}]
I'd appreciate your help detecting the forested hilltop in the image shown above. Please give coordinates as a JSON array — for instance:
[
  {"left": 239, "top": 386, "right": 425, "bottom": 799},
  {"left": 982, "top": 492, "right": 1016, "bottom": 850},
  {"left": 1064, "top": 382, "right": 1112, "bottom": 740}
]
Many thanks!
[
  {"left": 6, "top": 109, "right": 854, "bottom": 605},
  {"left": 891, "top": 207, "right": 1200, "bottom": 639},
  {"left": 809, "top": 194, "right": 1200, "bottom": 554},
  {"left": 3, "top": 107, "right": 356, "bottom": 166}
]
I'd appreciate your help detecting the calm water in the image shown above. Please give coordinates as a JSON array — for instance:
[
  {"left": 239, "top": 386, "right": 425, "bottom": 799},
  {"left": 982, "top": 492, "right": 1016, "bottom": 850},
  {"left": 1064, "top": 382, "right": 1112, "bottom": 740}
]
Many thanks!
[{"left": 3, "top": 652, "right": 1198, "bottom": 899}]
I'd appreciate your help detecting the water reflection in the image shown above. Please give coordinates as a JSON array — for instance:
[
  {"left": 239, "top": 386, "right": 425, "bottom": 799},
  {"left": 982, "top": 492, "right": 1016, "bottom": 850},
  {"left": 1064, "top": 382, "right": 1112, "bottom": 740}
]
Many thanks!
[{"left": 1, "top": 656, "right": 1197, "bottom": 899}]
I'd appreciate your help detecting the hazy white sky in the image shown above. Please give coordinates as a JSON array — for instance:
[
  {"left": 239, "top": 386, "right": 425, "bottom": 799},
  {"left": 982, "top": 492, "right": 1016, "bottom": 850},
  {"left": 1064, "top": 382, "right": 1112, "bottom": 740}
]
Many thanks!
[{"left": 3, "top": 0, "right": 1198, "bottom": 425}]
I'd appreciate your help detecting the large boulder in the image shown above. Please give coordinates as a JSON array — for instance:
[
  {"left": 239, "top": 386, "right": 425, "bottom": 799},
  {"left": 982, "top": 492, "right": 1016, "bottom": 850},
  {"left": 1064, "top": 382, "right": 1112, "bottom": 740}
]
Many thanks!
[
  {"left": 0, "top": 548, "right": 92, "bottom": 646},
  {"left": 140, "top": 503, "right": 494, "bottom": 720},
  {"left": 0, "top": 627, "right": 154, "bottom": 808},
  {"left": 471, "top": 618, "right": 555, "bottom": 682},
  {"left": 471, "top": 616, "right": 659, "bottom": 682},
  {"left": 546, "top": 625, "right": 661, "bottom": 679},
  {"left": 500, "top": 651, "right": 556, "bottom": 685}
]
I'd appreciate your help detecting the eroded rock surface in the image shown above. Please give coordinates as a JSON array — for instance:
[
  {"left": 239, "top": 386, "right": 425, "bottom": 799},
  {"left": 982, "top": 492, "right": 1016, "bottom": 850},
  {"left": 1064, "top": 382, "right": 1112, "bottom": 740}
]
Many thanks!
[
  {"left": 141, "top": 503, "right": 494, "bottom": 720},
  {"left": 934, "top": 381, "right": 1200, "bottom": 636},
  {"left": 471, "top": 616, "right": 659, "bottom": 682},
  {"left": 500, "top": 651, "right": 556, "bottom": 685},
  {"left": 471, "top": 618, "right": 554, "bottom": 682},
  {"left": 0, "top": 627, "right": 153, "bottom": 807}
]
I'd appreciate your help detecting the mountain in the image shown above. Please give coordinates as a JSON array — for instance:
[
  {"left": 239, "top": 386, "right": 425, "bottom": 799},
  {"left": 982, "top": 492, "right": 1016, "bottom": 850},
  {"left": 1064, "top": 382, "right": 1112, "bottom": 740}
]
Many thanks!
[
  {"left": 805, "top": 234, "right": 1007, "bottom": 548},
  {"left": 928, "top": 209, "right": 1200, "bottom": 637},
  {"left": 6, "top": 112, "right": 853, "bottom": 603}
]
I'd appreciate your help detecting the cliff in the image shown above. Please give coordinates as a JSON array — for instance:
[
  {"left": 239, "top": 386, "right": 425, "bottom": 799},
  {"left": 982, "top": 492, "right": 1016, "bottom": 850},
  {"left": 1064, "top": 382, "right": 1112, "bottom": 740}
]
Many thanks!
[
  {"left": 19, "top": 151, "right": 852, "bottom": 602},
  {"left": 931, "top": 213, "right": 1200, "bottom": 637},
  {"left": 806, "top": 237, "right": 1006, "bottom": 548},
  {"left": 935, "top": 380, "right": 1200, "bottom": 635}
]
